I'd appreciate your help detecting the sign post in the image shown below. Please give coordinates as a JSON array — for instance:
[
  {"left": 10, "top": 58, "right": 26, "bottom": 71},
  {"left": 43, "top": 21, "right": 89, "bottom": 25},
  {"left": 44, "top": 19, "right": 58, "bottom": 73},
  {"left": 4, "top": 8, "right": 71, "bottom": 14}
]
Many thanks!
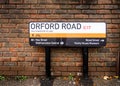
[
  {"left": 117, "top": 51, "right": 120, "bottom": 80},
  {"left": 118, "top": 52, "right": 120, "bottom": 80},
  {"left": 80, "top": 47, "right": 93, "bottom": 86},
  {"left": 45, "top": 47, "right": 51, "bottom": 78},
  {"left": 82, "top": 47, "right": 89, "bottom": 79},
  {"left": 29, "top": 22, "right": 106, "bottom": 85}
]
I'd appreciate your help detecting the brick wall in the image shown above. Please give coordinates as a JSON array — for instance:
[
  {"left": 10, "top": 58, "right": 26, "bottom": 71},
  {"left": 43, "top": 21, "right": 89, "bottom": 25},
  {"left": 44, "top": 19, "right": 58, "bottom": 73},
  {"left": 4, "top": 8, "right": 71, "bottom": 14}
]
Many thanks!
[{"left": 0, "top": 0, "right": 120, "bottom": 77}]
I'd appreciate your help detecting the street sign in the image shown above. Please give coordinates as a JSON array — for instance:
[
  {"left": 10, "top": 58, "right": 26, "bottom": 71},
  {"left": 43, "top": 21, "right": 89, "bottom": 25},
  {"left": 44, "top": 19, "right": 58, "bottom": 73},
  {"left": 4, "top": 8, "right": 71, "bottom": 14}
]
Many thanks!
[{"left": 29, "top": 22, "right": 106, "bottom": 47}]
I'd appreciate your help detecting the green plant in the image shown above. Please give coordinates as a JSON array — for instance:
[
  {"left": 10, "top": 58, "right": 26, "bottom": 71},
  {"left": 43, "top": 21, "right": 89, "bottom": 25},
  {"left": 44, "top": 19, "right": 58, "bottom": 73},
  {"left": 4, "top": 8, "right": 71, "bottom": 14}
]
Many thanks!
[
  {"left": 68, "top": 73, "right": 74, "bottom": 81},
  {"left": 0, "top": 75, "right": 5, "bottom": 81},
  {"left": 114, "top": 76, "right": 119, "bottom": 79},
  {"left": 15, "top": 76, "right": 27, "bottom": 81}
]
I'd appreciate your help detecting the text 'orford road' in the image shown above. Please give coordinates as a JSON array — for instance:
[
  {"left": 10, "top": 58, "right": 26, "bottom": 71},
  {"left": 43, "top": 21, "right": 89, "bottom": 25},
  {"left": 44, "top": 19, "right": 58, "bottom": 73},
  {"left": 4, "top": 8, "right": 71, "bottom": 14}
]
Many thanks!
[{"left": 29, "top": 22, "right": 106, "bottom": 47}]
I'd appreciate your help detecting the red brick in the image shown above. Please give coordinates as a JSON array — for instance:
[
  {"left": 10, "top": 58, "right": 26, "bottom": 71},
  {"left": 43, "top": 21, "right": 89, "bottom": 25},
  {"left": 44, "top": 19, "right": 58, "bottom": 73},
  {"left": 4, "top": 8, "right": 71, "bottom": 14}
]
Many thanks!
[
  {"left": 2, "top": 5, "right": 16, "bottom": 9},
  {"left": 25, "top": 66, "right": 39, "bottom": 71},
  {"left": 9, "top": 19, "right": 24, "bottom": 24},
  {"left": 90, "top": 72, "right": 105, "bottom": 76},
  {"left": 89, "top": 67, "right": 97, "bottom": 72},
  {"left": 97, "top": 10, "right": 111, "bottom": 14},
  {"left": 32, "top": 71, "right": 45, "bottom": 75},
  {"left": 106, "top": 43, "right": 119, "bottom": 48},
  {"left": 107, "top": 38, "right": 120, "bottom": 43},
  {"left": 75, "top": 14, "right": 88, "bottom": 18},
  {"left": 39, "top": 67, "right": 45, "bottom": 72},
  {"left": 46, "top": 5, "right": 60, "bottom": 9},
  {"left": 2, "top": 24, "right": 16, "bottom": 28},
  {"left": 62, "top": 72, "right": 76, "bottom": 76},
  {"left": 16, "top": 14, "right": 30, "bottom": 19},
  {"left": 52, "top": 71, "right": 61, "bottom": 76},
  {"left": 3, "top": 57, "right": 11, "bottom": 62},
  {"left": 0, "top": 62, "right": 3, "bottom": 65},
  {"left": 25, "top": 47, "right": 35, "bottom": 52},
  {"left": 1, "top": 14, "right": 16, "bottom": 19},
  {"left": 18, "top": 71, "right": 32, "bottom": 75},
  {"left": 32, "top": 62, "right": 45, "bottom": 66},
  {"left": 89, "top": 15, "right": 104, "bottom": 18},
  {"left": 25, "top": 57, "right": 39, "bottom": 62},
  {"left": 104, "top": 5, "right": 118, "bottom": 9},
  {"left": 53, "top": 67, "right": 67, "bottom": 72},
  {"left": 17, "top": 5, "right": 30, "bottom": 8},
  {"left": 38, "top": 57, "right": 45, "bottom": 62},
  {"left": 24, "top": 10, "right": 37, "bottom": 14},
  {"left": 68, "top": 10, "right": 82, "bottom": 14},
  {"left": 9, "top": 9, "right": 23, "bottom": 14},
  {"left": 4, "top": 62, "right": 17, "bottom": 66},
  {"left": 52, "top": 57, "right": 67, "bottom": 62},
  {"left": 0, "top": 43, "right": 2, "bottom": 48},
  {"left": 17, "top": 52, "right": 31, "bottom": 57},
  {"left": 0, "top": 0, "right": 8, "bottom": 4},
  {"left": 32, "top": 52, "right": 44, "bottom": 57},
  {"left": 104, "top": 15, "right": 119, "bottom": 18},
  {"left": 3, "top": 52, "right": 17, "bottom": 57},
  {"left": 60, "top": 14, "right": 74, "bottom": 19},
  {"left": 110, "top": 67, "right": 116, "bottom": 72},
  {"left": 9, "top": 0, "right": 23, "bottom": 3},
  {"left": 30, "top": 14, "right": 46, "bottom": 19},
  {"left": 111, "top": 48, "right": 120, "bottom": 52},
  {"left": 18, "top": 57, "right": 25, "bottom": 61},
  {"left": 90, "top": 5, "right": 104, "bottom": 9},
  {"left": 107, "top": 29, "right": 120, "bottom": 33},
  {"left": 24, "top": 0, "right": 37, "bottom": 3},
  {"left": 10, "top": 66, "right": 25, "bottom": 71},
  {"left": 97, "top": 67, "right": 111, "bottom": 72},
  {"left": 104, "top": 72, "right": 116, "bottom": 76},
  {"left": 46, "top": 14, "right": 60, "bottom": 19},
  {"left": 31, "top": 4, "right": 46, "bottom": 9},
  {"left": 0, "top": 29, "right": 9, "bottom": 33},
  {"left": 98, "top": 0, "right": 112, "bottom": 4},
  {"left": 18, "top": 62, "right": 31, "bottom": 66},
  {"left": 0, "top": 9, "right": 8, "bottom": 13},
  {"left": 0, "top": 66, "right": 10, "bottom": 70},
  {"left": 11, "top": 57, "right": 18, "bottom": 62},
  {"left": 75, "top": 62, "right": 83, "bottom": 66},
  {"left": 68, "top": 67, "right": 80, "bottom": 72},
  {"left": 112, "top": 10, "right": 120, "bottom": 14},
  {"left": 2, "top": 71, "right": 17, "bottom": 75}
]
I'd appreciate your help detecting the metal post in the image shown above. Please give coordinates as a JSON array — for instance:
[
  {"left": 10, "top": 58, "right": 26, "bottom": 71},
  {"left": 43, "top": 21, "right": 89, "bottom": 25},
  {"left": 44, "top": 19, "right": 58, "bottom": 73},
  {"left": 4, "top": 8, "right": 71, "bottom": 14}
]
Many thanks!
[
  {"left": 117, "top": 51, "right": 120, "bottom": 79},
  {"left": 45, "top": 47, "right": 51, "bottom": 78},
  {"left": 82, "top": 47, "right": 89, "bottom": 79},
  {"left": 80, "top": 47, "right": 93, "bottom": 86},
  {"left": 40, "top": 47, "right": 53, "bottom": 86}
]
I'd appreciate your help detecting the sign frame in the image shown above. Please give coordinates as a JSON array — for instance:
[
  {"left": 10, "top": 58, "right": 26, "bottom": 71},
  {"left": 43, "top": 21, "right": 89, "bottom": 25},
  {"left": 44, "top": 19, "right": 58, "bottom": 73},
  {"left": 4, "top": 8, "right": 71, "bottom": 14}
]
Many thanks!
[{"left": 29, "top": 22, "right": 107, "bottom": 47}]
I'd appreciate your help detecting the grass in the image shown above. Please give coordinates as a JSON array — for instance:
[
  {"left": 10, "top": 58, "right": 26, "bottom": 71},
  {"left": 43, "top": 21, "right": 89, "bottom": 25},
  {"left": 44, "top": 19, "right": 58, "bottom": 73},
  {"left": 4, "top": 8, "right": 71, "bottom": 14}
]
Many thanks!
[
  {"left": 0, "top": 75, "right": 5, "bottom": 81},
  {"left": 15, "top": 76, "right": 27, "bottom": 82}
]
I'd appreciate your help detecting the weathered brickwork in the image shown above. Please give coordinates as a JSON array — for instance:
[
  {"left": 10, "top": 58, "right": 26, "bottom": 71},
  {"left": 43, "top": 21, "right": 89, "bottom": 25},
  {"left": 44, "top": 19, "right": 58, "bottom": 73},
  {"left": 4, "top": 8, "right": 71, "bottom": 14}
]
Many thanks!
[{"left": 0, "top": 0, "right": 120, "bottom": 77}]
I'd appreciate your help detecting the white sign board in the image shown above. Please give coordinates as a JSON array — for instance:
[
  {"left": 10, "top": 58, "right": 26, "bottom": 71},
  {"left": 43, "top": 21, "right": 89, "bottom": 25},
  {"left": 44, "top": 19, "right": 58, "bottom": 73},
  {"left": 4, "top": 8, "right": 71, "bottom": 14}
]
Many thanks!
[{"left": 29, "top": 22, "right": 106, "bottom": 47}]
